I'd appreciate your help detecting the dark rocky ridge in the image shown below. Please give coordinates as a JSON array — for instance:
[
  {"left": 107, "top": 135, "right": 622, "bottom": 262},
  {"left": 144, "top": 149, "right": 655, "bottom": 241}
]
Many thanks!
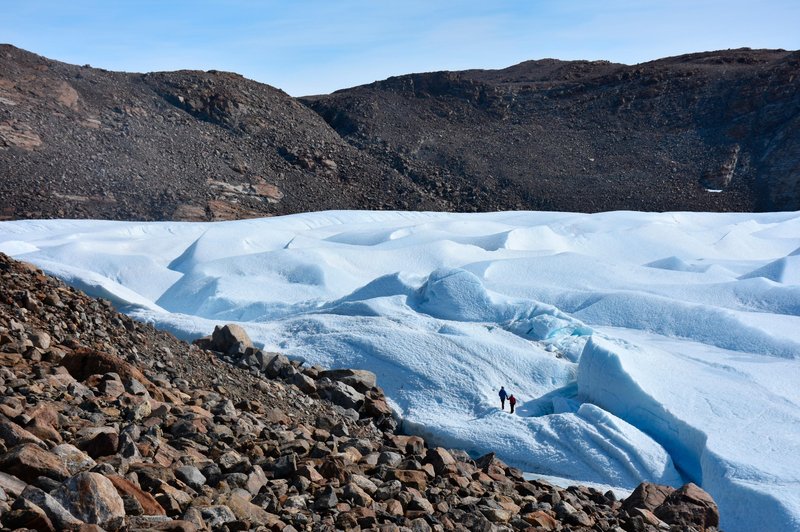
[
  {"left": 1, "top": 44, "right": 799, "bottom": 220},
  {"left": 0, "top": 252, "right": 722, "bottom": 530},
  {"left": 305, "top": 48, "right": 800, "bottom": 213}
]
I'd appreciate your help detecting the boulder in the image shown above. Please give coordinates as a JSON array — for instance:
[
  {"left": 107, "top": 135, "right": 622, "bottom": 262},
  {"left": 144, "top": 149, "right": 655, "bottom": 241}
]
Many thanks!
[
  {"left": 265, "top": 353, "right": 291, "bottom": 379},
  {"left": 623, "top": 481, "right": 675, "bottom": 512},
  {"left": 318, "top": 369, "right": 376, "bottom": 392},
  {"left": 210, "top": 324, "right": 253, "bottom": 355},
  {"left": 61, "top": 348, "right": 163, "bottom": 400},
  {"left": 426, "top": 447, "right": 456, "bottom": 474},
  {"left": 290, "top": 371, "right": 317, "bottom": 394},
  {"left": 76, "top": 427, "right": 119, "bottom": 458},
  {"left": 0, "top": 471, "right": 27, "bottom": 498},
  {"left": 317, "top": 378, "right": 365, "bottom": 411},
  {"left": 0, "top": 443, "right": 70, "bottom": 482},
  {"left": 387, "top": 469, "right": 428, "bottom": 490},
  {"left": 175, "top": 465, "right": 206, "bottom": 491},
  {"left": 15, "top": 485, "right": 84, "bottom": 530},
  {"left": 51, "top": 472, "right": 126, "bottom": 530},
  {"left": 198, "top": 505, "right": 236, "bottom": 528},
  {"left": 106, "top": 474, "right": 166, "bottom": 516},
  {"left": 227, "top": 489, "right": 281, "bottom": 526},
  {"left": 342, "top": 482, "right": 373, "bottom": 507},
  {"left": 0, "top": 415, "right": 45, "bottom": 448},
  {"left": 51, "top": 444, "right": 96, "bottom": 475},
  {"left": 2, "top": 502, "right": 56, "bottom": 532},
  {"left": 654, "top": 482, "right": 720, "bottom": 529},
  {"left": 312, "top": 485, "right": 338, "bottom": 511}
]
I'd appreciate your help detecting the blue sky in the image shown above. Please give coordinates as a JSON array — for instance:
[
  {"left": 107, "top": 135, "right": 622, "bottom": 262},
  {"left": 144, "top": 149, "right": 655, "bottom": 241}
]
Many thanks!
[{"left": 3, "top": 1, "right": 799, "bottom": 96}]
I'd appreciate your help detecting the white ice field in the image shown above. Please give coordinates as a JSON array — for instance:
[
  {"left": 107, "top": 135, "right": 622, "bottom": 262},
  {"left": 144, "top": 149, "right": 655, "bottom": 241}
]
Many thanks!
[{"left": 1, "top": 210, "right": 799, "bottom": 532}]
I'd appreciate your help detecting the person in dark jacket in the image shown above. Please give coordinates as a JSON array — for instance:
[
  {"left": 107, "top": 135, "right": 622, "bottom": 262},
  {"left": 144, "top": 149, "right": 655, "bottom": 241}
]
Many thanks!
[
  {"left": 509, "top": 394, "right": 517, "bottom": 414},
  {"left": 499, "top": 386, "right": 508, "bottom": 410}
]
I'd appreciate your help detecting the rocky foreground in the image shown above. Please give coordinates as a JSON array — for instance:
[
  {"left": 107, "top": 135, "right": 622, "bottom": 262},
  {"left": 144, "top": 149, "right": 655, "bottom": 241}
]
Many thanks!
[{"left": 0, "top": 252, "right": 720, "bottom": 531}]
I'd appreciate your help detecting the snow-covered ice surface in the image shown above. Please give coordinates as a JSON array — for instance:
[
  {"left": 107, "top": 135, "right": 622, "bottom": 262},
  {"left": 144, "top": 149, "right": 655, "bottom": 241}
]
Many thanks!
[{"left": 2, "top": 210, "right": 799, "bottom": 532}]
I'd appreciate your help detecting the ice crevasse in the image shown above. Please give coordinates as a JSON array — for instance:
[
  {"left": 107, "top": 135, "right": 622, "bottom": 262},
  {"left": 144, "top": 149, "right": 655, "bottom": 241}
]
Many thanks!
[{"left": 577, "top": 335, "right": 800, "bottom": 532}]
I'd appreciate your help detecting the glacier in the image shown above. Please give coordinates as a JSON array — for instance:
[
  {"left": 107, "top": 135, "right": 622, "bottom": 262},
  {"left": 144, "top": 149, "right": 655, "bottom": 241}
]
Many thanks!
[{"left": 1, "top": 209, "right": 799, "bottom": 532}]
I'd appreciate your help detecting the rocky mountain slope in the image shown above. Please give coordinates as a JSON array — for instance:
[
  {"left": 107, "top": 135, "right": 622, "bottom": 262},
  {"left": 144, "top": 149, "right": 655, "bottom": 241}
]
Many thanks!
[
  {"left": 1, "top": 44, "right": 798, "bottom": 220},
  {"left": 0, "top": 45, "right": 436, "bottom": 221},
  {"left": 305, "top": 48, "right": 800, "bottom": 213},
  {"left": 0, "top": 252, "right": 721, "bottom": 530}
]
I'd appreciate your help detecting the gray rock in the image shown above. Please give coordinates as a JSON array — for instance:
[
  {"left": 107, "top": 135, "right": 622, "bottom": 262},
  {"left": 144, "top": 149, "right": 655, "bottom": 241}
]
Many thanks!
[
  {"left": 290, "top": 372, "right": 317, "bottom": 394},
  {"left": 350, "top": 473, "right": 378, "bottom": 495},
  {"left": 273, "top": 453, "right": 297, "bottom": 478},
  {"left": 51, "top": 472, "right": 126, "bottom": 530},
  {"left": 342, "top": 482, "right": 373, "bottom": 506},
  {"left": 317, "top": 378, "right": 365, "bottom": 410},
  {"left": 265, "top": 353, "right": 291, "bottom": 379},
  {"left": 51, "top": 444, "right": 96, "bottom": 475},
  {"left": 318, "top": 368, "right": 377, "bottom": 392},
  {"left": 199, "top": 504, "right": 237, "bottom": 528},
  {"left": 16, "top": 485, "right": 84, "bottom": 530},
  {"left": 312, "top": 485, "right": 338, "bottom": 511},
  {"left": 30, "top": 331, "right": 51, "bottom": 350},
  {"left": 374, "top": 479, "right": 402, "bottom": 501},
  {"left": 211, "top": 324, "right": 254, "bottom": 355},
  {"left": 378, "top": 451, "right": 404, "bottom": 467},
  {"left": 175, "top": 465, "right": 207, "bottom": 491},
  {"left": 0, "top": 471, "right": 27, "bottom": 499}
]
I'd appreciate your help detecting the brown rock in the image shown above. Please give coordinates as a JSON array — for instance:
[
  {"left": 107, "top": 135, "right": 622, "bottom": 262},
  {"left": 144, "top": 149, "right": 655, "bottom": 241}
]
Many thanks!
[
  {"left": 2, "top": 504, "right": 56, "bottom": 532},
  {"left": 623, "top": 481, "right": 675, "bottom": 512},
  {"left": 0, "top": 415, "right": 45, "bottom": 448},
  {"left": 76, "top": 427, "right": 119, "bottom": 458},
  {"left": 107, "top": 474, "right": 166, "bottom": 516},
  {"left": 390, "top": 435, "right": 425, "bottom": 455},
  {"left": 425, "top": 447, "right": 456, "bottom": 474},
  {"left": 385, "top": 498, "right": 404, "bottom": 516},
  {"left": 482, "top": 507, "right": 512, "bottom": 523},
  {"left": 654, "top": 482, "right": 720, "bottom": 529},
  {"left": 629, "top": 506, "right": 667, "bottom": 527},
  {"left": 0, "top": 443, "right": 69, "bottom": 482},
  {"left": 25, "top": 404, "right": 62, "bottom": 443},
  {"left": 342, "top": 482, "right": 374, "bottom": 507},
  {"left": 227, "top": 490, "right": 282, "bottom": 526},
  {"left": 0, "top": 121, "right": 42, "bottom": 150},
  {"left": 61, "top": 348, "right": 163, "bottom": 400},
  {"left": 523, "top": 510, "right": 559, "bottom": 530},
  {"left": 386, "top": 469, "right": 427, "bottom": 490},
  {"left": 363, "top": 395, "right": 393, "bottom": 417}
]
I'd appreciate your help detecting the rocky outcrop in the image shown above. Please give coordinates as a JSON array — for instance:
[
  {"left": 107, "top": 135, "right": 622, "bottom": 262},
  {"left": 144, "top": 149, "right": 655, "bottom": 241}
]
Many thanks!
[
  {"left": 306, "top": 48, "right": 800, "bottom": 213},
  {"left": 0, "top": 252, "right": 722, "bottom": 531},
  {"left": 0, "top": 44, "right": 431, "bottom": 222}
]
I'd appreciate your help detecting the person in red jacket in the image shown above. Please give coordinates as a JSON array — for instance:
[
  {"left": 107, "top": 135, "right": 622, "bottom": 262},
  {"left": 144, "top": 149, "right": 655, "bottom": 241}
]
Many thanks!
[{"left": 508, "top": 394, "right": 517, "bottom": 414}]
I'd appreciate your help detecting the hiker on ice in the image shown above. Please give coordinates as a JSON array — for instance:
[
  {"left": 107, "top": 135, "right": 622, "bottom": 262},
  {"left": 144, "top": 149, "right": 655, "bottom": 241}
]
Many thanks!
[
  {"left": 499, "top": 386, "right": 508, "bottom": 410},
  {"left": 509, "top": 394, "right": 517, "bottom": 414}
]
